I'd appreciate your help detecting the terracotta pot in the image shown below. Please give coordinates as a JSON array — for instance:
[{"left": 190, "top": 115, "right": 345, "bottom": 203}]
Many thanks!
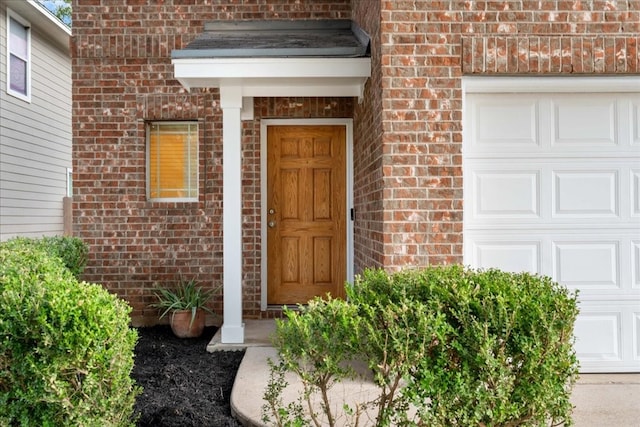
[{"left": 170, "top": 309, "right": 205, "bottom": 338}]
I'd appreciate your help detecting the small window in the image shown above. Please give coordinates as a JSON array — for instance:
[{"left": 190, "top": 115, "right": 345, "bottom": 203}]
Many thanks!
[
  {"left": 147, "top": 122, "right": 199, "bottom": 201},
  {"left": 7, "top": 9, "right": 31, "bottom": 102}
]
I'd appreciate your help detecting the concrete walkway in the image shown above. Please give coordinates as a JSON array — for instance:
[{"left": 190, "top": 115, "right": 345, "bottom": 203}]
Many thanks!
[{"left": 209, "top": 319, "right": 640, "bottom": 427}]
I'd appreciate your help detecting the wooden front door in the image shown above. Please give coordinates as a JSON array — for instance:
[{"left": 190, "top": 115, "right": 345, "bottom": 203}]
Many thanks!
[{"left": 267, "top": 125, "right": 347, "bottom": 304}]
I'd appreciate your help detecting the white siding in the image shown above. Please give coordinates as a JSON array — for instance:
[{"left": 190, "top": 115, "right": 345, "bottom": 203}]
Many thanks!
[{"left": 0, "top": 3, "right": 71, "bottom": 240}]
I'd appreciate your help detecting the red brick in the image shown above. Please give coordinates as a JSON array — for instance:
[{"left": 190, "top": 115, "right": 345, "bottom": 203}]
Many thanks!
[{"left": 73, "top": 0, "right": 638, "bottom": 324}]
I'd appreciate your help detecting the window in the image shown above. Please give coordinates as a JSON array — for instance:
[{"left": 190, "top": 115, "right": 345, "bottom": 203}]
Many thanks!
[
  {"left": 7, "top": 10, "right": 31, "bottom": 101},
  {"left": 147, "top": 122, "right": 199, "bottom": 201}
]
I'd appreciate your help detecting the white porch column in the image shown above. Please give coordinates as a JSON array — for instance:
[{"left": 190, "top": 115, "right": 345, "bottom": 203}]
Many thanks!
[{"left": 220, "top": 82, "right": 245, "bottom": 343}]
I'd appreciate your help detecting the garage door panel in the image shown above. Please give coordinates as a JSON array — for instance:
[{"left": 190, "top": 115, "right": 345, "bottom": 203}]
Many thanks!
[
  {"left": 468, "top": 94, "right": 638, "bottom": 155},
  {"left": 574, "top": 311, "right": 622, "bottom": 363},
  {"left": 553, "top": 170, "right": 618, "bottom": 218},
  {"left": 471, "top": 96, "right": 540, "bottom": 151},
  {"left": 633, "top": 241, "right": 640, "bottom": 289},
  {"left": 465, "top": 86, "right": 640, "bottom": 372},
  {"left": 635, "top": 312, "right": 640, "bottom": 362},
  {"left": 632, "top": 171, "right": 640, "bottom": 217},
  {"left": 472, "top": 170, "right": 540, "bottom": 219},
  {"left": 553, "top": 241, "right": 620, "bottom": 290},
  {"left": 632, "top": 100, "right": 640, "bottom": 146},
  {"left": 467, "top": 161, "right": 633, "bottom": 225},
  {"left": 576, "top": 302, "right": 640, "bottom": 372},
  {"left": 468, "top": 232, "right": 637, "bottom": 294},
  {"left": 552, "top": 95, "right": 617, "bottom": 146},
  {"left": 471, "top": 240, "right": 540, "bottom": 274}
]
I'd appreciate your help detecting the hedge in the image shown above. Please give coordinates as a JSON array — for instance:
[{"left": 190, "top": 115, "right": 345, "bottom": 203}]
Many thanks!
[
  {"left": 0, "top": 238, "right": 139, "bottom": 426},
  {"left": 265, "top": 266, "right": 580, "bottom": 427}
]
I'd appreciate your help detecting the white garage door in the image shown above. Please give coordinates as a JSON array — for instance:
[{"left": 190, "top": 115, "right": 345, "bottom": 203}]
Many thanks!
[{"left": 463, "top": 77, "right": 640, "bottom": 373}]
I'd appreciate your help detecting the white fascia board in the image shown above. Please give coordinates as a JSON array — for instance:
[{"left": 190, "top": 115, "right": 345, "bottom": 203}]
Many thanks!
[
  {"left": 173, "top": 57, "right": 370, "bottom": 80},
  {"left": 172, "top": 57, "right": 371, "bottom": 98}
]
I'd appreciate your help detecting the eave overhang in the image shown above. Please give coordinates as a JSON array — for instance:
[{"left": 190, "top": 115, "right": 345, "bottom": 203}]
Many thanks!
[
  {"left": 171, "top": 20, "right": 371, "bottom": 101},
  {"left": 172, "top": 57, "right": 371, "bottom": 99}
]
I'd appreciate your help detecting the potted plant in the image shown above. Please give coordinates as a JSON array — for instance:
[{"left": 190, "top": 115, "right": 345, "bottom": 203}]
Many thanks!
[{"left": 151, "top": 277, "right": 216, "bottom": 338}]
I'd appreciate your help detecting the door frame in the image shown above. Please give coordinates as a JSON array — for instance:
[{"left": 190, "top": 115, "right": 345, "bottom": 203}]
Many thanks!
[{"left": 260, "top": 118, "right": 354, "bottom": 310}]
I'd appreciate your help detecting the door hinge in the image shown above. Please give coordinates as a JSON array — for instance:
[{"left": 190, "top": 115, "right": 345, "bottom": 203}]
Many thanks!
[{"left": 350, "top": 208, "right": 355, "bottom": 221}]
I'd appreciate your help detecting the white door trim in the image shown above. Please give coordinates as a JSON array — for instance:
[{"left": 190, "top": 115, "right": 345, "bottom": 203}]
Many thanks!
[{"left": 260, "top": 118, "right": 354, "bottom": 310}]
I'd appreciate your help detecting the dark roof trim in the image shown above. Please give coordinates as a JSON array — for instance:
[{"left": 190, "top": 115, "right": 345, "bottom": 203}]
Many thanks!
[{"left": 171, "top": 19, "right": 370, "bottom": 59}]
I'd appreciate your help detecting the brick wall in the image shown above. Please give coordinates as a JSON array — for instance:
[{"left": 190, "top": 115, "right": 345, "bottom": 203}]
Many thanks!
[
  {"left": 71, "top": 0, "right": 352, "bottom": 325},
  {"left": 462, "top": 1, "right": 639, "bottom": 74},
  {"left": 377, "top": 0, "right": 640, "bottom": 270},
  {"left": 72, "top": 0, "right": 639, "bottom": 323},
  {"left": 352, "top": 0, "right": 385, "bottom": 274}
]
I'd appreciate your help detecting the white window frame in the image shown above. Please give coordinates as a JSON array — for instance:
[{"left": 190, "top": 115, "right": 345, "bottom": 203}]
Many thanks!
[
  {"left": 6, "top": 9, "right": 31, "bottom": 102},
  {"left": 146, "top": 121, "right": 199, "bottom": 202}
]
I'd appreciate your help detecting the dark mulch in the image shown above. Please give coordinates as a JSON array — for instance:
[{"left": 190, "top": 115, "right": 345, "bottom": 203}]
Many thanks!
[{"left": 132, "top": 325, "right": 245, "bottom": 427}]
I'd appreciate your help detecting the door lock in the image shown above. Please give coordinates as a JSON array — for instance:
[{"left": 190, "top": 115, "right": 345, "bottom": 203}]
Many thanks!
[{"left": 268, "top": 208, "right": 275, "bottom": 215}]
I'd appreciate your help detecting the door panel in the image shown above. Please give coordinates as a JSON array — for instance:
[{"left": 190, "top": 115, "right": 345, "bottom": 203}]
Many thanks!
[{"left": 267, "top": 125, "right": 346, "bottom": 304}]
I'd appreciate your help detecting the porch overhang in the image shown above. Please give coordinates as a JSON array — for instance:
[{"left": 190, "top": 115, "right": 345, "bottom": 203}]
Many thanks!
[
  {"left": 172, "top": 57, "right": 371, "bottom": 100},
  {"left": 171, "top": 19, "right": 371, "bottom": 102},
  {"left": 170, "top": 20, "right": 370, "bottom": 345}
]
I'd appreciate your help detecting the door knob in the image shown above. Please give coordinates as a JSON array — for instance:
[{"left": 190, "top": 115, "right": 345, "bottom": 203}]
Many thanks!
[{"left": 268, "top": 221, "right": 276, "bottom": 228}]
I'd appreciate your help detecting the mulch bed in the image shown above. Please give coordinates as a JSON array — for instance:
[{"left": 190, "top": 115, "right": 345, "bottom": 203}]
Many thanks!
[{"left": 132, "top": 325, "right": 245, "bottom": 427}]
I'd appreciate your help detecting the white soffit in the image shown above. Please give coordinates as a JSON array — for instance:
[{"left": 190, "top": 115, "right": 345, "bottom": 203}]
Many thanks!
[{"left": 172, "top": 57, "right": 371, "bottom": 99}]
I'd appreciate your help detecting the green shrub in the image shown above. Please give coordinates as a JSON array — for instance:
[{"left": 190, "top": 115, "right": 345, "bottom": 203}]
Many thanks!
[
  {"left": 351, "top": 280, "right": 452, "bottom": 426},
  {"left": 0, "top": 240, "right": 140, "bottom": 426},
  {"left": 266, "top": 298, "right": 362, "bottom": 426},
  {"left": 265, "top": 266, "right": 580, "bottom": 427},
  {"left": 352, "top": 266, "right": 580, "bottom": 426},
  {"left": 40, "top": 235, "right": 89, "bottom": 279},
  {"left": 2, "top": 236, "right": 88, "bottom": 279}
]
